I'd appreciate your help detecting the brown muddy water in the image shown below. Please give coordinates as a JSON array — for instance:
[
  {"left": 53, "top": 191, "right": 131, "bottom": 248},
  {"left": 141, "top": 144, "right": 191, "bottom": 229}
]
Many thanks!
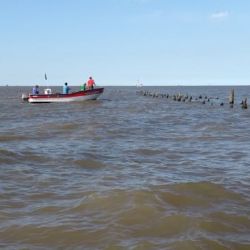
[{"left": 0, "top": 86, "right": 250, "bottom": 250}]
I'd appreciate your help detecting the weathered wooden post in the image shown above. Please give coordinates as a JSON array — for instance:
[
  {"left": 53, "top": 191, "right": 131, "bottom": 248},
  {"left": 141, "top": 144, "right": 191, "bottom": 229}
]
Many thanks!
[
  {"left": 229, "top": 89, "right": 234, "bottom": 108},
  {"left": 241, "top": 98, "right": 248, "bottom": 109}
]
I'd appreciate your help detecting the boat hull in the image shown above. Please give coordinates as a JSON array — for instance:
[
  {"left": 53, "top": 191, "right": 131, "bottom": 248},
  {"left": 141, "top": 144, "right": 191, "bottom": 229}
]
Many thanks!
[{"left": 27, "top": 88, "right": 104, "bottom": 103}]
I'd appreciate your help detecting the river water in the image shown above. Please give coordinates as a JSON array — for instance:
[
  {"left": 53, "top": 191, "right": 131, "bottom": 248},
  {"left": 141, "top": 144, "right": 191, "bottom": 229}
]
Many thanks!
[{"left": 0, "top": 86, "right": 250, "bottom": 250}]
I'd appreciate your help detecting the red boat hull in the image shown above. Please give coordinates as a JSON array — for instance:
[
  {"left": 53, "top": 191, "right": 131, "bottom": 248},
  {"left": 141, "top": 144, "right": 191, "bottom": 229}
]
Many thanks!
[{"left": 27, "top": 88, "right": 104, "bottom": 103}]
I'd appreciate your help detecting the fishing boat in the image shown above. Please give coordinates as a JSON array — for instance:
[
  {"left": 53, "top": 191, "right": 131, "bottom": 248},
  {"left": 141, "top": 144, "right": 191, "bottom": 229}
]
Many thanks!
[{"left": 22, "top": 88, "right": 104, "bottom": 103}]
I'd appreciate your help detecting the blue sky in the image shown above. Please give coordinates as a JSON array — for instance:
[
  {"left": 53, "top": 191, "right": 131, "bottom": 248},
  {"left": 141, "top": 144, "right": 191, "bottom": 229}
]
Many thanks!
[{"left": 0, "top": 0, "right": 250, "bottom": 86}]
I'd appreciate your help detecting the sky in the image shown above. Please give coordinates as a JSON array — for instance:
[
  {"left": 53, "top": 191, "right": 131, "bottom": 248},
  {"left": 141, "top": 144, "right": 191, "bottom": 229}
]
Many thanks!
[{"left": 0, "top": 0, "right": 250, "bottom": 86}]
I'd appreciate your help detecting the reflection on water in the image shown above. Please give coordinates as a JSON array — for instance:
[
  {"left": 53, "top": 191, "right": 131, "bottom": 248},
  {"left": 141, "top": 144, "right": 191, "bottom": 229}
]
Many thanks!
[{"left": 0, "top": 86, "right": 250, "bottom": 249}]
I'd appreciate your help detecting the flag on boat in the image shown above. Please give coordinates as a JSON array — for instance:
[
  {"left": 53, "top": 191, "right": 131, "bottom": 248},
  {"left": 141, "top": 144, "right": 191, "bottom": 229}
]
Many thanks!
[{"left": 45, "top": 73, "right": 47, "bottom": 80}]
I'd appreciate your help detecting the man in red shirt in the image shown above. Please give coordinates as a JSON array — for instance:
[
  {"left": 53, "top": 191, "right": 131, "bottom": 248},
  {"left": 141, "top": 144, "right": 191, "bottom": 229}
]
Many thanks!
[{"left": 87, "top": 77, "right": 95, "bottom": 90}]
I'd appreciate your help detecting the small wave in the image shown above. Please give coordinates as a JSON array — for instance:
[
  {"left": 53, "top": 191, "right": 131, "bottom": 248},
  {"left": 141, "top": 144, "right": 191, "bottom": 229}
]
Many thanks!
[
  {"left": 57, "top": 123, "right": 80, "bottom": 130},
  {"left": 133, "top": 148, "right": 163, "bottom": 156},
  {"left": 131, "top": 214, "right": 193, "bottom": 238},
  {"left": 74, "top": 159, "right": 106, "bottom": 169},
  {"left": 0, "top": 134, "right": 28, "bottom": 142},
  {"left": 35, "top": 206, "right": 63, "bottom": 214},
  {"left": 169, "top": 239, "right": 238, "bottom": 250},
  {"left": 0, "top": 149, "right": 17, "bottom": 157},
  {"left": 0, "top": 225, "right": 107, "bottom": 248},
  {"left": 204, "top": 211, "right": 250, "bottom": 233},
  {"left": 28, "top": 192, "right": 57, "bottom": 201},
  {"left": 0, "top": 149, "right": 19, "bottom": 164},
  {"left": 38, "top": 122, "right": 80, "bottom": 132},
  {"left": 0, "top": 149, "right": 50, "bottom": 164},
  {"left": 227, "top": 151, "right": 248, "bottom": 160},
  {"left": 155, "top": 182, "right": 243, "bottom": 208}
]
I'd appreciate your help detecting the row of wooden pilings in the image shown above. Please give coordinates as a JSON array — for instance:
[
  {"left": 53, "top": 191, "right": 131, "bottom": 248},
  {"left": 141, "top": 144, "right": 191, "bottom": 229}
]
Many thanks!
[
  {"left": 229, "top": 89, "right": 248, "bottom": 109},
  {"left": 136, "top": 89, "right": 248, "bottom": 109}
]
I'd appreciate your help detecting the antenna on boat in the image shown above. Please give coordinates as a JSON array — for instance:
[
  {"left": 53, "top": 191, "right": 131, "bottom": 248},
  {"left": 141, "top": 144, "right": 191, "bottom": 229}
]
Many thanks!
[{"left": 44, "top": 73, "right": 52, "bottom": 94}]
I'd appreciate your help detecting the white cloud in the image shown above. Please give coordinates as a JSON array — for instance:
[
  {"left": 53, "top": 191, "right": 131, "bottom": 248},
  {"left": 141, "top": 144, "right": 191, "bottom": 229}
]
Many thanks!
[{"left": 210, "top": 11, "right": 229, "bottom": 20}]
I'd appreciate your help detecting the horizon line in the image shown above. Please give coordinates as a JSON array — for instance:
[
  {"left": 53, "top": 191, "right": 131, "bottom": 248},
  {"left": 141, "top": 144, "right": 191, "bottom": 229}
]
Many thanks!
[{"left": 1, "top": 84, "right": 250, "bottom": 87}]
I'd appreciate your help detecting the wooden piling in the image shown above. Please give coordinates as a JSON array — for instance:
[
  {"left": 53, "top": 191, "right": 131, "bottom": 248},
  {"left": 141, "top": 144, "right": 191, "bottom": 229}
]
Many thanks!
[
  {"left": 229, "top": 89, "right": 234, "bottom": 105},
  {"left": 241, "top": 98, "right": 248, "bottom": 109}
]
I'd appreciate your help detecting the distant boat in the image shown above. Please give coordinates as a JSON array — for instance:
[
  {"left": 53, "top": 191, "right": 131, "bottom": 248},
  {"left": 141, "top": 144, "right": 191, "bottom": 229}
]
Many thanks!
[{"left": 22, "top": 88, "right": 104, "bottom": 103}]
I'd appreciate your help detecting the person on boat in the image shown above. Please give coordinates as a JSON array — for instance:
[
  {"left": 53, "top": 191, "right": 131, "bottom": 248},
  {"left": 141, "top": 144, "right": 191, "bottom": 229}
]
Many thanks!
[
  {"left": 63, "top": 82, "right": 70, "bottom": 94},
  {"left": 32, "top": 85, "right": 39, "bottom": 95},
  {"left": 87, "top": 77, "right": 95, "bottom": 90},
  {"left": 80, "top": 82, "right": 86, "bottom": 91}
]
